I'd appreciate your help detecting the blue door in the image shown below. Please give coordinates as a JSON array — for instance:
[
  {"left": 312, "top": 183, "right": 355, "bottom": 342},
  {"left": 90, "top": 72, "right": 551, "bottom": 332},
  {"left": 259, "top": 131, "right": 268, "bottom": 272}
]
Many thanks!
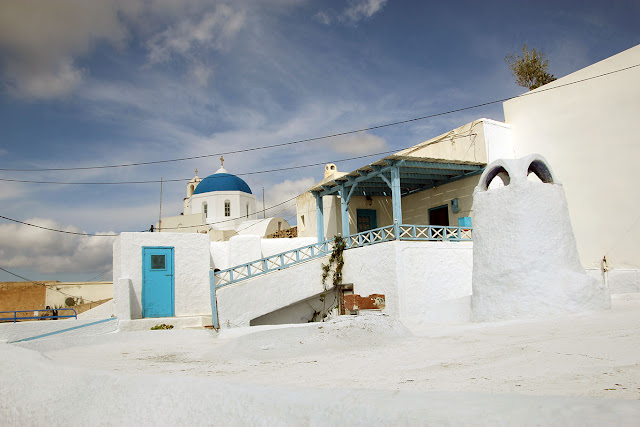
[
  {"left": 142, "top": 247, "right": 175, "bottom": 318},
  {"left": 356, "top": 209, "right": 377, "bottom": 233}
]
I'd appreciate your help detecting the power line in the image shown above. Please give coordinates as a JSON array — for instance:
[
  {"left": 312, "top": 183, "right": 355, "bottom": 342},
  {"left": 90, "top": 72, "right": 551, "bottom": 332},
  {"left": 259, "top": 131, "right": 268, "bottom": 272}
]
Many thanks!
[
  {"left": 0, "top": 193, "right": 298, "bottom": 235},
  {"left": 2, "top": 62, "right": 638, "bottom": 173},
  {"left": 0, "top": 215, "right": 120, "bottom": 237},
  {"left": 0, "top": 150, "right": 398, "bottom": 185}
]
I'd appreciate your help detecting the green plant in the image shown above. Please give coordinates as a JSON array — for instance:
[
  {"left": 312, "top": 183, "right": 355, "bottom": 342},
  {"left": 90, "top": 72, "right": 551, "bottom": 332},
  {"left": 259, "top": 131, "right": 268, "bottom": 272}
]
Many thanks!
[
  {"left": 151, "top": 323, "right": 174, "bottom": 330},
  {"left": 321, "top": 235, "right": 346, "bottom": 290},
  {"left": 505, "top": 44, "right": 556, "bottom": 90}
]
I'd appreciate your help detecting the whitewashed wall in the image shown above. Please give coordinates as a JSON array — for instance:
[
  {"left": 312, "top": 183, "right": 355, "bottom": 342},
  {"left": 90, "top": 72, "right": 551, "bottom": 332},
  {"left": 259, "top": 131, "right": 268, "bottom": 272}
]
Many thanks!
[
  {"left": 113, "top": 233, "right": 211, "bottom": 320},
  {"left": 503, "top": 44, "right": 640, "bottom": 288},
  {"left": 210, "top": 236, "right": 318, "bottom": 271},
  {"left": 45, "top": 282, "right": 113, "bottom": 308},
  {"left": 216, "top": 256, "right": 328, "bottom": 328},
  {"left": 342, "top": 241, "right": 473, "bottom": 323},
  {"left": 216, "top": 240, "right": 473, "bottom": 327}
]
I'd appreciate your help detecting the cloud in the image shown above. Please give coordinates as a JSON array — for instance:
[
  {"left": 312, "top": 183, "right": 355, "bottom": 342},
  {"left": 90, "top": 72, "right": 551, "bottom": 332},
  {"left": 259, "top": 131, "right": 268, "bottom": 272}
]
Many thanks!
[
  {"left": 0, "top": 218, "right": 115, "bottom": 274},
  {"left": 189, "top": 63, "right": 214, "bottom": 87},
  {"left": 264, "top": 177, "right": 316, "bottom": 221},
  {"left": 342, "top": 0, "right": 388, "bottom": 23},
  {"left": 146, "top": 5, "right": 246, "bottom": 63},
  {"left": 330, "top": 132, "right": 387, "bottom": 154},
  {"left": 315, "top": 0, "right": 388, "bottom": 25},
  {"left": 0, "top": 0, "right": 138, "bottom": 99}
]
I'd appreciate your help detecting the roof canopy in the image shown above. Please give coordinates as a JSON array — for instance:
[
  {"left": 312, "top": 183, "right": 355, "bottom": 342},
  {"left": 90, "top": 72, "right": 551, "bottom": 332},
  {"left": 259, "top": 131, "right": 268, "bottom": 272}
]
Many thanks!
[{"left": 310, "top": 155, "right": 485, "bottom": 198}]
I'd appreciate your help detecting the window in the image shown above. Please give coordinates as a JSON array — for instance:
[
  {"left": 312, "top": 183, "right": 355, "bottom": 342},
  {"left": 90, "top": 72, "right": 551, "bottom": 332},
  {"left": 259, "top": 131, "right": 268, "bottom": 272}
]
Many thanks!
[
  {"left": 150, "top": 255, "right": 166, "bottom": 270},
  {"left": 224, "top": 200, "right": 231, "bottom": 217},
  {"left": 202, "top": 202, "right": 208, "bottom": 218},
  {"left": 246, "top": 203, "right": 249, "bottom": 218}
]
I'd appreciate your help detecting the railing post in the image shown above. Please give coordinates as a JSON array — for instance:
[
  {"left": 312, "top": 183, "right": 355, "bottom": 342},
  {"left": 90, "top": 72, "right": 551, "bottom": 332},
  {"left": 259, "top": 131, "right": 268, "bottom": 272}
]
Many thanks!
[
  {"left": 391, "top": 164, "right": 402, "bottom": 240},
  {"left": 313, "top": 192, "right": 325, "bottom": 243},
  {"left": 280, "top": 254, "right": 285, "bottom": 267},
  {"left": 264, "top": 259, "right": 268, "bottom": 272}
]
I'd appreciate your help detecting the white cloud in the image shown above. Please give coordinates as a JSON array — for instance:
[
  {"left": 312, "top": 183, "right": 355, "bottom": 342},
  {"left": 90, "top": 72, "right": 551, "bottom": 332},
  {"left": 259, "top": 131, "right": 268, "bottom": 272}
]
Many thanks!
[
  {"left": 264, "top": 177, "right": 315, "bottom": 221},
  {"left": 5, "top": 57, "right": 84, "bottom": 99},
  {"left": 0, "top": 218, "right": 115, "bottom": 274},
  {"left": 330, "top": 132, "right": 387, "bottom": 154},
  {"left": 146, "top": 5, "right": 246, "bottom": 63},
  {"left": 342, "top": 0, "right": 388, "bottom": 23},
  {"left": 0, "top": 0, "right": 138, "bottom": 99},
  {"left": 315, "top": 0, "right": 388, "bottom": 25}
]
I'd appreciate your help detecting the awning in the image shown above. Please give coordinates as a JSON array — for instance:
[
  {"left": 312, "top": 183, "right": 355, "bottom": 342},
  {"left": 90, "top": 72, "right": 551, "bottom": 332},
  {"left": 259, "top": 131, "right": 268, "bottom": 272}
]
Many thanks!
[{"left": 310, "top": 155, "right": 485, "bottom": 198}]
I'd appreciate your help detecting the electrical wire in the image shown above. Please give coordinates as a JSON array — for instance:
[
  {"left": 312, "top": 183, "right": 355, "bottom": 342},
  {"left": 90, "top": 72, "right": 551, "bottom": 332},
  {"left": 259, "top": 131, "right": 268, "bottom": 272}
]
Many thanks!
[
  {"left": 0, "top": 125, "right": 485, "bottom": 235},
  {"left": 2, "top": 62, "right": 638, "bottom": 173},
  {"left": 0, "top": 266, "right": 102, "bottom": 304},
  {"left": 0, "top": 150, "right": 398, "bottom": 185},
  {"left": 0, "top": 215, "right": 121, "bottom": 237},
  {"left": 0, "top": 193, "right": 299, "bottom": 235}
]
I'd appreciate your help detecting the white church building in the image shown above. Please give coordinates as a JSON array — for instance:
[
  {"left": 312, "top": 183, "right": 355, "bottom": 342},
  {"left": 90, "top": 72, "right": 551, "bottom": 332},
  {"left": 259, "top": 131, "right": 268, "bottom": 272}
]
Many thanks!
[{"left": 159, "top": 158, "right": 291, "bottom": 241}]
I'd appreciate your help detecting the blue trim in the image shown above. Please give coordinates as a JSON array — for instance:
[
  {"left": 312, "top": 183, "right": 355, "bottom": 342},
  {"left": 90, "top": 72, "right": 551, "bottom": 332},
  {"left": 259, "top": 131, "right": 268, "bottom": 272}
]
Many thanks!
[
  {"left": 208, "top": 270, "right": 220, "bottom": 329},
  {"left": 11, "top": 318, "right": 116, "bottom": 343},
  {"left": 142, "top": 246, "right": 175, "bottom": 318},
  {"left": 0, "top": 308, "right": 77, "bottom": 322},
  {"left": 339, "top": 184, "right": 350, "bottom": 238},
  {"left": 391, "top": 165, "right": 402, "bottom": 239},
  {"left": 313, "top": 192, "right": 324, "bottom": 243}
]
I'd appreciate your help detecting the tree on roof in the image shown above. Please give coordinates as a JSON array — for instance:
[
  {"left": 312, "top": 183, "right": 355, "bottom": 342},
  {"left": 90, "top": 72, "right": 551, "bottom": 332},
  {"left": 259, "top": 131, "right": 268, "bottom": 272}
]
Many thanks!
[{"left": 505, "top": 45, "right": 557, "bottom": 90}]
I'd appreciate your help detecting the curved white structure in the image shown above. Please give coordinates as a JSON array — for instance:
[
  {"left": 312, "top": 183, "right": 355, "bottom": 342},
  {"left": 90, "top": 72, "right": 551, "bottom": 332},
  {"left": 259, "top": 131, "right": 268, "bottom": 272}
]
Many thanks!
[{"left": 471, "top": 154, "right": 610, "bottom": 321}]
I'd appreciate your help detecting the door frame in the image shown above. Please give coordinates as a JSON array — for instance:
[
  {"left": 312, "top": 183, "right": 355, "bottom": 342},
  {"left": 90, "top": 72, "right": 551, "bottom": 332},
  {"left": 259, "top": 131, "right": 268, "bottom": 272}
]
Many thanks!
[
  {"left": 356, "top": 209, "right": 377, "bottom": 232},
  {"left": 428, "top": 204, "right": 450, "bottom": 226},
  {"left": 142, "top": 246, "right": 175, "bottom": 318}
]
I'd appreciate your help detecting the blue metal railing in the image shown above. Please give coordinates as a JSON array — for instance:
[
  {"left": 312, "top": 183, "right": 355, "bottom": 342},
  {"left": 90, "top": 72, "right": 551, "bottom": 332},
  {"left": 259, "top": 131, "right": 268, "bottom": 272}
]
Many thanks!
[
  {"left": 214, "top": 224, "right": 472, "bottom": 288},
  {"left": 0, "top": 308, "right": 78, "bottom": 323}
]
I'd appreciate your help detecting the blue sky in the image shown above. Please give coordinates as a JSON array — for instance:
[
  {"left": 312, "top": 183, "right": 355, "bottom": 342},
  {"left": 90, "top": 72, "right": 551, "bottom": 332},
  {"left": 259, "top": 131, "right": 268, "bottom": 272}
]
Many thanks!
[{"left": 1, "top": 0, "right": 639, "bottom": 282}]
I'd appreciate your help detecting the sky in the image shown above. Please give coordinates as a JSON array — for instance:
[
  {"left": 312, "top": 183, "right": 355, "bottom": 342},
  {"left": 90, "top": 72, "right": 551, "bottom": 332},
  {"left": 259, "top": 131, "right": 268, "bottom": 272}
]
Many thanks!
[{"left": 0, "top": 0, "right": 639, "bottom": 282}]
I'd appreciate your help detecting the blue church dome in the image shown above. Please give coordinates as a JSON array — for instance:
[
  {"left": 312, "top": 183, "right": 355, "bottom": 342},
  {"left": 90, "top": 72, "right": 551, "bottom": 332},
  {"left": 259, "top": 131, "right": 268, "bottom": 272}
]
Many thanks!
[{"left": 193, "top": 172, "right": 252, "bottom": 195}]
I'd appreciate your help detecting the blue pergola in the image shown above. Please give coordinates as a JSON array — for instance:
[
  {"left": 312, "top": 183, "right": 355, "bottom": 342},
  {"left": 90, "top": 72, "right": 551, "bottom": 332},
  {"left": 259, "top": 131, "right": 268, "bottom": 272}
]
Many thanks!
[{"left": 310, "top": 156, "right": 485, "bottom": 242}]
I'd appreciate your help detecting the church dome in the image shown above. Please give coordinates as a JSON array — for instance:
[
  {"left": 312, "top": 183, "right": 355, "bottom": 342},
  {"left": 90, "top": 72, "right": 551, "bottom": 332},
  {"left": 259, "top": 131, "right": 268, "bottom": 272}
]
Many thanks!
[{"left": 193, "top": 169, "right": 252, "bottom": 195}]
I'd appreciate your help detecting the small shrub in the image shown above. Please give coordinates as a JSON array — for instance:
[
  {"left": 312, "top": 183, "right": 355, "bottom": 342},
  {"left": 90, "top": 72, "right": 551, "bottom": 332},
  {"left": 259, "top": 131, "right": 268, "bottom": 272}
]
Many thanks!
[{"left": 151, "top": 324, "right": 174, "bottom": 330}]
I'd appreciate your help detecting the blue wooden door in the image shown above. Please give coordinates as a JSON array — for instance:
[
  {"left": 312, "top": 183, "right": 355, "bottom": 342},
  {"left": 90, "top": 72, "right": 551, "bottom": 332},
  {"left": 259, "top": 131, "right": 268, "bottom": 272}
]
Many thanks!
[
  {"left": 142, "top": 247, "right": 175, "bottom": 318},
  {"left": 356, "top": 209, "right": 377, "bottom": 233}
]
